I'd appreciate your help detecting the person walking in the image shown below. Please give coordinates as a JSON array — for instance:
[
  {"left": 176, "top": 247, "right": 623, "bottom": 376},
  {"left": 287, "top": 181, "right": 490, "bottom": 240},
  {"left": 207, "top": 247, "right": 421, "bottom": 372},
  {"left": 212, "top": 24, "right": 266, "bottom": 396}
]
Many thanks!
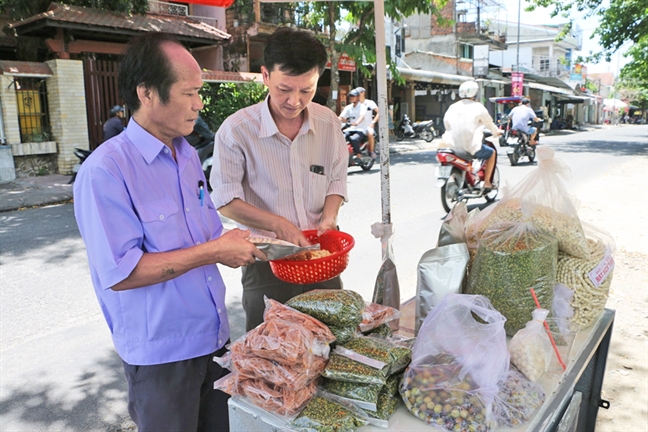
[
  {"left": 210, "top": 27, "right": 348, "bottom": 331},
  {"left": 74, "top": 32, "right": 265, "bottom": 432},
  {"left": 103, "top": 105, "right": 125, "bottom": 142}
]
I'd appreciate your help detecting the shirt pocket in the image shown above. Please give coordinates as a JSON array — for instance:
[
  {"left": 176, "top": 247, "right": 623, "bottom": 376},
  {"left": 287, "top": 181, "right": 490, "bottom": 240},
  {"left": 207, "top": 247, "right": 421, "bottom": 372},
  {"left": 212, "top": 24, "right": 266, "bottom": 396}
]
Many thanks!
[
  {"left": 138, "top": 198, "right": 181, "bottom": 251},
  {"left": 307, "top": 172, "right": 328, "bottom": 213}
]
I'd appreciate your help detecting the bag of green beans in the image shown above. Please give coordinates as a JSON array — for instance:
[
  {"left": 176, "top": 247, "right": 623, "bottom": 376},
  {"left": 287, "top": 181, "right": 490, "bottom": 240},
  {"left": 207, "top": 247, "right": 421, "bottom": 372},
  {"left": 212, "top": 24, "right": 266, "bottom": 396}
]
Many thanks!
[
  {"left": 466, "top": 219, "right": 558, "bottom": 336},
  {"left": 329, "top": 325, "right": 358, "bottom": 345},
  {"left": 286, "top": 289, "right": 365, "bottom": 328},
  {"left": 288, "top": 392, "right": 369, "bottom": 432},
  {"left": 322, "top": 379, "right": 382, "bottom": 411},
  {"left": 321, "top": 353, "right": 388, "bottom": 385},
  {"left": 339, "top": 336, "right": 412, "bottom": 376},
  {"left": 363, "top": 386, "right": 401, "bottom": 427}
]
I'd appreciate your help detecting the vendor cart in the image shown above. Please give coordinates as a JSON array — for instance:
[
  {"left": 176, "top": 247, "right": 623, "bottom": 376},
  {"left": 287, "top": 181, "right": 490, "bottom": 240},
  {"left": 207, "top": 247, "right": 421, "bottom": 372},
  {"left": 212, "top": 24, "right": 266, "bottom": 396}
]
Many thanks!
[{"left": 228, "top": 307, "right": 614, "bottom": 431}]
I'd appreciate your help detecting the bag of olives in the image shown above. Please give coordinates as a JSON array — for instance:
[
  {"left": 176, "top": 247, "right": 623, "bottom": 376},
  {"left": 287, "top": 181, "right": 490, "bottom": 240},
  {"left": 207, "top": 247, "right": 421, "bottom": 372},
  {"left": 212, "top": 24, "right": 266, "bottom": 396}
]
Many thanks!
[
  {"left": 466, "top": 218, "right": 558, "bottom": 336},
  {"left": 400, "top": 294, "right": 509, "bottom": 431},
  {"left": 492, "top": 368, "right": 545, "bottom": 427}
]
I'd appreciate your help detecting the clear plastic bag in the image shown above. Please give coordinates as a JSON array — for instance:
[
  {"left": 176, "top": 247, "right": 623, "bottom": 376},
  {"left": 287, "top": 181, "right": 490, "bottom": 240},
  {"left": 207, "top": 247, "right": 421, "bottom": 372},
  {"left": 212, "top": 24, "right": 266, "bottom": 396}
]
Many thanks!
[
  {"left": 263, "top": 297, "right": 336, "bottom": 345},
  {"left": 214, "top": 373, "right": 318, "bottom": 418},
  {"left": 322, "top": 378, "right": 382, "bottom": 411},
  {"left": 337, "top": 336, "right": 412, "bottom": 376},
  {"left": 466, "top": 218, "right": 558, "bottom": 336},
  {"left": 286, "top": 289, "right": 366, "bottom": 328},
  {"left": 401, "top": 294, "right": 510, "bottom": 431},
  {"left": 288, "top": 391, "right": 369, "bottom": 432},
  {"left": 508, "top": 309, "right": 553, "bottom": 381},
  {"left": 466, "top": 147, "right": 590, "bottom": 259},
  {"left": 492, "top": 368, "right": 545, "bottom": 427},
  {"left": 322, "top": 353, "right": 389, "bottom": 385},
  {"left": 359, "top": 302, "right": 402, "bottom": 332},
  {"left": 553, "top": 283, "right": 575, "bottom": 321}
]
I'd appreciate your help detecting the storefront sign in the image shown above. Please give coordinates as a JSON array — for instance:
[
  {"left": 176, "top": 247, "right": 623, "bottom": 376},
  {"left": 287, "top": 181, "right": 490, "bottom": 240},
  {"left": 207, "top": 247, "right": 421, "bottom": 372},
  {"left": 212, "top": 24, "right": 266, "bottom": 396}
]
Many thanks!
[
  {"left": 511, "top": 72, "right": 524, "bottom": 96},
  {"left": 326, "top": 53, "right": 356, "bottom": 72},
  {"left": 473, "top": 45, "right": 489, "bottom": 77}
]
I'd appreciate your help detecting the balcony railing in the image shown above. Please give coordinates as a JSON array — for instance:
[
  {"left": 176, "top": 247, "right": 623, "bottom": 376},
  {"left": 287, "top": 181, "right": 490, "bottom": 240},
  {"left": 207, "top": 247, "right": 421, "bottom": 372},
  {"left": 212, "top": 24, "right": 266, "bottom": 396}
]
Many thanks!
[{"left": 148, "top": 0, "right": 188, "bottom": 16}]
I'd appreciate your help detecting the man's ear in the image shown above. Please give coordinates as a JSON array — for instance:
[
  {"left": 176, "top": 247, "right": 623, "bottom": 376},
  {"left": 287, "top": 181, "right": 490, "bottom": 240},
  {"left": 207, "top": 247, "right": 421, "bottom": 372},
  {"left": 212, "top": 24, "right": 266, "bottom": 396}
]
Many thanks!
[{"left": 137, "top": 84, "right": 155, "bottom": 108}]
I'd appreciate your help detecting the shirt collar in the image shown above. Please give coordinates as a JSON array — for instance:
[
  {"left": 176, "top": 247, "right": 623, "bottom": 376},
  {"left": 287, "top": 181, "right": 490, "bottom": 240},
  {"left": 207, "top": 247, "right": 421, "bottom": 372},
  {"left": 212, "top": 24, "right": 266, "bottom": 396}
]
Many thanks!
[
  {"left": 260, "top": 95, "right": 316, "bottom": 139},
  {"left": 125, "top": 118, "right": 190, "bottom": 164}
]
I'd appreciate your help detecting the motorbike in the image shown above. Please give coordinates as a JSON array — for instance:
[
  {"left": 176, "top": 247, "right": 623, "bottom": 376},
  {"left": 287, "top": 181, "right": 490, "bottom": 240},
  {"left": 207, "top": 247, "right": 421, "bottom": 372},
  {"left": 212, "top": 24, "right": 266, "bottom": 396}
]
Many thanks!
[
  {"left": 435, "top": 130, "right": 500, "bottom": 213},
  {"left": 68, "top": 148, "right": 93, "bottom": 183},
  {"left": 507, "top": 119, "right": 543, "bottom": 166},
  {"left": 185, "top": 116, "right": 215, "bottom": 186},
  {"left": 342, "top": 122, "right": 375, "bottom": 171},
  {"left": 496, "top": 114, "right": 512, "bottom": 147},
  {"left": 394, "top": 115, "right": 436, "bottom": 142}
]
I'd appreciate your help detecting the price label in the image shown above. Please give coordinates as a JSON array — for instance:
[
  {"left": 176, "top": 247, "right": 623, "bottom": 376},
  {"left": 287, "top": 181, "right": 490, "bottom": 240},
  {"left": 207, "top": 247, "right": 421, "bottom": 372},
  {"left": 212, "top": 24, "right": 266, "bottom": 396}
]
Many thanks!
[{"left": 588, "top": 248, "right": 615, "bottom": 287}]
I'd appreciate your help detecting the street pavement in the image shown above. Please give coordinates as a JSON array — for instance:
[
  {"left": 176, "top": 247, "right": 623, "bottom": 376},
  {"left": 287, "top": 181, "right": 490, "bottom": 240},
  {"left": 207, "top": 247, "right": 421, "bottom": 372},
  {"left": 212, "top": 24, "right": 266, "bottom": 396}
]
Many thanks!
[{"left": 0, "top": 125, "right": 603, "bottom": 213}]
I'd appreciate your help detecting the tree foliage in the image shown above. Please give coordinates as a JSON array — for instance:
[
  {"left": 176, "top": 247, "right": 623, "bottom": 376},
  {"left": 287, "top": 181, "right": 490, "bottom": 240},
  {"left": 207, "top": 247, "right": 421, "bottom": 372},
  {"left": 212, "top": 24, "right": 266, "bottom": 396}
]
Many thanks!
[
  {"left": 528, "top": 0, "right": 648, "bottom": 75},
  {"left": 0, "top": 0, "right": 148, "bottom": 20},
  {"left": 200, "top": 82, "right": 268, "bottom": 132}
]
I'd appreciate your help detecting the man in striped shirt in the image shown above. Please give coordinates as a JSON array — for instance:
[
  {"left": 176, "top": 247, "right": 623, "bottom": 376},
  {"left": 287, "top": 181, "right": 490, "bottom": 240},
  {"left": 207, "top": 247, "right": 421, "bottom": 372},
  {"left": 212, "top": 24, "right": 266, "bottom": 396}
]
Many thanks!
[{"left": 210, "top": 27, "right": 349, "bottom": 331}]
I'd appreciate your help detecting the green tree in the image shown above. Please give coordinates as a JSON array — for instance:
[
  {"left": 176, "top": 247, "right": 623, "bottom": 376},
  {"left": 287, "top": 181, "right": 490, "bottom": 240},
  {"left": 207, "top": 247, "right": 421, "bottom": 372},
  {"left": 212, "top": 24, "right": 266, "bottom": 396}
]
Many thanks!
[
  {"left": 528, "top": 0, "right": 648, "bottom": 78},
  {"left": 303, "top": 0, "right": 450, "bottom": 110},
  {"left": 200, "top": 82, "right": 268, "bottom": 132}
]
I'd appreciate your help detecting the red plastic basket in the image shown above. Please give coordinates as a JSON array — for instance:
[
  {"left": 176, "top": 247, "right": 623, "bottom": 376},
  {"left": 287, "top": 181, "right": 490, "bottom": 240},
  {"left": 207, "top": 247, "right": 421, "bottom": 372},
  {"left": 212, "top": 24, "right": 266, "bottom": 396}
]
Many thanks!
[{"left": 269, "top": 230, "right": 355, "bottom": 284}]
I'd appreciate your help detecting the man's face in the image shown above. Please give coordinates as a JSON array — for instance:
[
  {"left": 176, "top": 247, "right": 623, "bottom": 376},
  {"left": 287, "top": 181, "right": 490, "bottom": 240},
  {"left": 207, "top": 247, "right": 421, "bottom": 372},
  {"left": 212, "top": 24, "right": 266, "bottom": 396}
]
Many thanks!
[
  {"left": 349, "top": 95, "right": 359, "bottom": 106},
  {"left": 146, "top": 43, "right": 204, "bottom": 142},
  {"left": 262, "top": 65, "right": 319, "bottom": 121}
]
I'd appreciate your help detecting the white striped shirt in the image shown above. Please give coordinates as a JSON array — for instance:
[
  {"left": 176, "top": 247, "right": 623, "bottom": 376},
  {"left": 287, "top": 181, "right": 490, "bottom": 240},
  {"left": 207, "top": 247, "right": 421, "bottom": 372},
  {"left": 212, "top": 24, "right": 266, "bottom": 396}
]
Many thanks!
[{"left": 210, "top": 97, "right": 348, "bottom": 237}]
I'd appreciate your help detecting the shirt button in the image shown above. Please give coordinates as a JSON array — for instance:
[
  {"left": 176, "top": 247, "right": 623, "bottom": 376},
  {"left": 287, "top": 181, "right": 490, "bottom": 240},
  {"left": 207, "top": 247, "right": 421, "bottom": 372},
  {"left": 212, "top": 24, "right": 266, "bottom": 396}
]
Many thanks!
[
  {"left": 164, "top": 148, "right": 169, "bottom": 153},
  {"left": 219, "top": 339, "right": 222, "bottom": 344},
  {"left": 185, "top": 207, "right": 190, "bottom": 212},
  {"left": 196, "top": 241, "right": 201, "bottom": 245},
  {"left": 208, "top": 276, "right": 212, "bottom": 281},
  {"left": 159, "top": 214, "right": 164, "bottom": 220},
  {"left": 218, "top": 308, "right": 222, "bottom": 313}
]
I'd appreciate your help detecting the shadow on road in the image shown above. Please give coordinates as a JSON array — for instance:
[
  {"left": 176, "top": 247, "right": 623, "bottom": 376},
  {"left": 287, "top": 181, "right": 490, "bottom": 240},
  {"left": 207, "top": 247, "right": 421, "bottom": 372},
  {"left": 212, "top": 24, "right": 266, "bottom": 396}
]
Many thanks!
[
  {"left": 553, "top": 137, "right": 648, "bottom": 157},
  {"left": 0, "top": 350, "right": 133, "bottom": 432}
]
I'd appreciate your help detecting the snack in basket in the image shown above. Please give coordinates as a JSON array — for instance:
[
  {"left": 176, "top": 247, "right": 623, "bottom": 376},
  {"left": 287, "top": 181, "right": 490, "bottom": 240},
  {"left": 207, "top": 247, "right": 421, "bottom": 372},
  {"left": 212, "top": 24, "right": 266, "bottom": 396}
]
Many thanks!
[
  {"left": 289, "top": 394, "right": 368, "bottom": 432},
  {"left": 286, "top": 249, "right": 333, "bottom": 261},
  {"left": 286, "top": 289, "right": 366, "bottom": 328},
  {"left": 262, "top": 297, "right": 336, "bottom": 345},
  {"left": 215, "top": 373, "right": 318, "bottom": 417}
]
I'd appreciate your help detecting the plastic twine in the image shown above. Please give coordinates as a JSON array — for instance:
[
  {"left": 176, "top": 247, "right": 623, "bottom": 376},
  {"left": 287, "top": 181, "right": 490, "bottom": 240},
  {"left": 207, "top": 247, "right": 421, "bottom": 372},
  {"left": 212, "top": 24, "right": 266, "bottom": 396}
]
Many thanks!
[{"left": 530, "top": 288, "right": 567, "bottom": 371}]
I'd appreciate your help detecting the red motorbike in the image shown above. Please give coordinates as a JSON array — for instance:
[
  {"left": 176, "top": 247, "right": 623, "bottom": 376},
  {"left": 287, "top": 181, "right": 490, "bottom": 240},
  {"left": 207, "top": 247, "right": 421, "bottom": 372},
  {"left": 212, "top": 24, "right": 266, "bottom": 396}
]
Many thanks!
[{"left": 435, "top": 130, "right": 500, "bottom": 213}]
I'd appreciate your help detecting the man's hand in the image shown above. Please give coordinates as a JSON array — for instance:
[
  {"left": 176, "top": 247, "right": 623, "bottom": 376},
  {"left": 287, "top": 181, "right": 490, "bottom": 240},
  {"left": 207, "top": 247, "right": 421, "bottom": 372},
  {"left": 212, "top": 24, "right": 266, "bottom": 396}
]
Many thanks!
[
  {"left": 317, "top": 217, "right": 338, "bottom": 236},
  {"left": 272, "top": 219, "right": 310, "bottom": 246},
  {"left": 211, "top": 229, "right": 266, "bottom": 268}
]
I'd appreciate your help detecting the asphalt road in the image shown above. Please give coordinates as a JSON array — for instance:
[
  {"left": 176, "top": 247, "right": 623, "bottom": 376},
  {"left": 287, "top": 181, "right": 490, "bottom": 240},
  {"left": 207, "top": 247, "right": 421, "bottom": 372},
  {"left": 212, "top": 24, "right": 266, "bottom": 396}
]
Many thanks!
[{"left": 0, "top": 125, "right": 646, "bottom": 431}]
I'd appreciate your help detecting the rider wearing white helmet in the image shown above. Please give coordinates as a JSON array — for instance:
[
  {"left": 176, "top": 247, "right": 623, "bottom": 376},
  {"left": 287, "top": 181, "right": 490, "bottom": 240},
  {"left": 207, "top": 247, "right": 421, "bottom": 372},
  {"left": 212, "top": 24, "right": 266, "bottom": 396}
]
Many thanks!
[{"left": 442, "top": 80, "right": 500, "bottom": 191}]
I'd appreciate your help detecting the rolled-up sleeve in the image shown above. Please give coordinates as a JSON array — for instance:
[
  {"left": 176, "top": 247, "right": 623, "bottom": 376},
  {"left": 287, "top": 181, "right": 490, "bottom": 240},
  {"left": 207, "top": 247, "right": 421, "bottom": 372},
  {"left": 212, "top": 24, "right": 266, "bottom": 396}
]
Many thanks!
[
  {"left": 74, "top": 156, "right": 144, "bottom": 290},
  {"left": 210, "top": 123, "right": 246, "bottom": 209}
]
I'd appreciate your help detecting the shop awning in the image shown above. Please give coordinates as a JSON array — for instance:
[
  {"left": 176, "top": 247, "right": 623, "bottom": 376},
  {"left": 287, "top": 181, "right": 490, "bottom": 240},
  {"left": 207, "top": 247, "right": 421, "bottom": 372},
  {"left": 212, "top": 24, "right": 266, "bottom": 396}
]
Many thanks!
[
  {"left": 526, "top": 82, "right": 574, "bottom": 96},
  {"left": 396, "top": 67, "right": 472, "bottom": 86}
]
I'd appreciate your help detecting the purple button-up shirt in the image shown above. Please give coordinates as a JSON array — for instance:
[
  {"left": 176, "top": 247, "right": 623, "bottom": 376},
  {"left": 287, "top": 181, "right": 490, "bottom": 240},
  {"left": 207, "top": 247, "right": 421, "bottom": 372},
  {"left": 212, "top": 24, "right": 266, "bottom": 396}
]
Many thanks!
[{"left": 74, "top": 119, "right": 229, "bottom": 366}]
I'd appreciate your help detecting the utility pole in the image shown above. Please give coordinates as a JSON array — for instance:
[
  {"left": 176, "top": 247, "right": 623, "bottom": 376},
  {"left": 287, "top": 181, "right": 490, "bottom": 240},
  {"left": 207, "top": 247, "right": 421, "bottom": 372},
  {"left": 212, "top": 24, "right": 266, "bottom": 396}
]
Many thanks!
[{"left": 516, "top": 0, "right": 521, "bottom": 73}]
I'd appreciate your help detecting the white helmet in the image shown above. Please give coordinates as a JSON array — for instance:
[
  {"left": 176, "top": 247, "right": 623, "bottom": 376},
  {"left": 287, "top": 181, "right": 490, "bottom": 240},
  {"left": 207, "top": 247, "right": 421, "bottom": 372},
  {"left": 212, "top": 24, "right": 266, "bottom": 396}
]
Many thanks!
[{"left": 458, "top": 80, "right": 479, "bottom": 99}]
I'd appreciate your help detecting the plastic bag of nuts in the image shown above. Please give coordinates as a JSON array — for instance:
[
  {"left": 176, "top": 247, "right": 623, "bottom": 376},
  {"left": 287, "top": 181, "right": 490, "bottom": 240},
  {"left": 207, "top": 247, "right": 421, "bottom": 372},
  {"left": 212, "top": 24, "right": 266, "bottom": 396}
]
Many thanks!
[
  {"left": 557, "top": 226, "right": 615, "bottom": 329},
  {"left": 508, "top": 308, "right": 553, "bottom": 381}
]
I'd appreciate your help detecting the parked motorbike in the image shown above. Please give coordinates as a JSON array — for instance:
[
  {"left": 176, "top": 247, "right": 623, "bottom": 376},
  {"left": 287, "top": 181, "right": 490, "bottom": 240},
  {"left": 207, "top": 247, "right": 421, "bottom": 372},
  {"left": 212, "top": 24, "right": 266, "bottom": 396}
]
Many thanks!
[
  {"left": 507, "top": 119, "right": 543, "bottom": 166},
  {"left": 342, "top": 121, "right": 375, "bottom": 171},
  {"left": 497, "top": 114, "right": 511, "bottom": 147},
  {"left": 68, "top": 148, "right": 93, "bottom": 183},
  {"left": 435, "top": 130, "right": 500, "bottom": 213},
  {"left": 185, "top": 116, "right": 215, "bottom": 185},
  {"left": 395, "top": 115, "right": 436, "bottom": 142}
]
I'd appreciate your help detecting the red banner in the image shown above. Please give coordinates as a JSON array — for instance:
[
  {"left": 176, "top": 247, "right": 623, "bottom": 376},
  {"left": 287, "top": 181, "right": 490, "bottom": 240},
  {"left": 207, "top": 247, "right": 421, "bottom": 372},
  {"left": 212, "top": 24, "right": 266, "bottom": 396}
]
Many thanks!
[
  {"left": 511, "top": 72, "right": 524, "bottom": 96},
  {"left": 182, "top": 0, "right": 235, "bottom": 6},
  {"left": 326, "top": 53, "right": 356, "bottom": 72}
]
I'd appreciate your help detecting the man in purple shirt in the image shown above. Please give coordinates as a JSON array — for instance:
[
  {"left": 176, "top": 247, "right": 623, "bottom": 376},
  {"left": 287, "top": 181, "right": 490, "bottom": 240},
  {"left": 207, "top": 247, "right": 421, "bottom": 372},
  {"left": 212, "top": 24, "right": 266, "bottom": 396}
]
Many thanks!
[{"left": 74, "top": 33, "right": 265, "bottom": 432}]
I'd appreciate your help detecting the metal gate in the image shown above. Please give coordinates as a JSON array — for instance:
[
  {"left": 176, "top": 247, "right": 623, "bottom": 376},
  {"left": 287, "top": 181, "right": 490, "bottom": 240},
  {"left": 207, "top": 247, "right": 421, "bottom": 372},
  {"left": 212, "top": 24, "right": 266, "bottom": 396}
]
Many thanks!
[{"left": 83, "top": 58, "right": 121, "bottom": 150}]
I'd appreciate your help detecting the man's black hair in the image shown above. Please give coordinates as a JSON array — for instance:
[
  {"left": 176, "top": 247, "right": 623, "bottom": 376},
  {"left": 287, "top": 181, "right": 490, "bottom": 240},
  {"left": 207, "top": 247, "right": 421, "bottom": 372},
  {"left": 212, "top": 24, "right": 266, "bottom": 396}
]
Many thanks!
[
  {"left": 264, "top": 27, "right": 327, "bottom": 76},
  {"left": 118, "top": 32, "right": 183, "bottom": 112}
]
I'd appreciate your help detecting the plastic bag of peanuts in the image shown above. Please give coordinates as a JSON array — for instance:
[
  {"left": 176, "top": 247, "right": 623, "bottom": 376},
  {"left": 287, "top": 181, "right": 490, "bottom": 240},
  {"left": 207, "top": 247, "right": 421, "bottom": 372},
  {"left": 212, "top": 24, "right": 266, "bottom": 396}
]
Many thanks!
[
  {"left": 508, "top": 308, "right": 553, "bottom": 382},
  {"left": 465, "top": 147, "right": 590, "bottom": 260},
  {"left": 557, "top": 223, "right": 616, "bottom": 329}
]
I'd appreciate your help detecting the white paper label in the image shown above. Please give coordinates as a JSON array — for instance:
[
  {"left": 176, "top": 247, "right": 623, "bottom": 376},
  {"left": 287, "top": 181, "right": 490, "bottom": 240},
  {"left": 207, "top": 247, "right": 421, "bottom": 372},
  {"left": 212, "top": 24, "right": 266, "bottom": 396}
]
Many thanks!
[{"left": 588, "top": 248, "right": 615, "bottom": 287}]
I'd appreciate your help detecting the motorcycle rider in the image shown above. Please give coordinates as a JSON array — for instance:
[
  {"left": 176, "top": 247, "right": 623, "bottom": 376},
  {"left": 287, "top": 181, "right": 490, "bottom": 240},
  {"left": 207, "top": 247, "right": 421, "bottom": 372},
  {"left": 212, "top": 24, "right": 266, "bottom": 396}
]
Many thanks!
[
  {"left": 442, "top": 80, "right": 500, "bottom": 191},
  {"left": 338, "top": 89, "right": 366, "bottom": 162},
  {"left": 508, "top": 98, "right": 541, "bottom": 145},
  {"left": 355, "top": 87, "right": 379, "bottom": 159},
  {"left": 103, "top": 105, "right": 125, "bottom": 142}
]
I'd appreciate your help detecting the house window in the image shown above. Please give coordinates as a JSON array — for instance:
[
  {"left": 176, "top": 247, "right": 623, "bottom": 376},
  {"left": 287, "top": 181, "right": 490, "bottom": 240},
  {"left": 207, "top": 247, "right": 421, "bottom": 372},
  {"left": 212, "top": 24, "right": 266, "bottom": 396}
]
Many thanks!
[
  {"left": 12, "top": 77, "right": 51, "bottom": 143},
  {"left": 460, "top": 43, "right": 473, "bottom": 59},
  {"left": 540, "top": 59, "right": 550, "bottom": 71}
]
